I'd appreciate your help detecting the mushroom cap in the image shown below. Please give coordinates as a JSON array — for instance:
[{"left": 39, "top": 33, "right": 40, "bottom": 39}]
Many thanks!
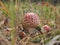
[
  {"left": 22, "top": 13, "right": 40, "bottom": 28},
  {"left": 41, "top": 25, "right": 51, "bottom": 33}
]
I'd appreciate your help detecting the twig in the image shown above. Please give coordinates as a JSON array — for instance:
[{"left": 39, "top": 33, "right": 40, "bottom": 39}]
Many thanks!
[{"left": 45, "top": 35, "right": 60, "bottom": 45}]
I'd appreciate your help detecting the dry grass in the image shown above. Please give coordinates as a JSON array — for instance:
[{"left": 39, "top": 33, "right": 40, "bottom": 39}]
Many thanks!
[{"left": 0, "top": 0, "right": 60, "bottom": 45}]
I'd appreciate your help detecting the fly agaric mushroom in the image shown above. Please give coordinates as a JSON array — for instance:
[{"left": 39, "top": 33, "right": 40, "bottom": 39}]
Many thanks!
[
  {"left": 41, "top": 25, "right": 51, "bottom": 33},
  {"left": 22, "top": 13, "right": 42, "bottom": 34}
]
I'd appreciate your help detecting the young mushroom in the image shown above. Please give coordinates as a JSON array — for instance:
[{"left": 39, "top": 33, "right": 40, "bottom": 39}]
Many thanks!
[{"left": 22, "top": 12, "right": 43, "bottom": 34}]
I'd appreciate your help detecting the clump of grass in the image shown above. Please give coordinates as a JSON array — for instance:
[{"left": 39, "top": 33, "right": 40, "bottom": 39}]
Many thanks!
[{"left": 0, "top": 0, "right": 16, "bottom": 45}]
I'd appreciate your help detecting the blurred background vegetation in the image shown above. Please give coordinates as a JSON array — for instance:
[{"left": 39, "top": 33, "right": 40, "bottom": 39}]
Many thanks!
[{"left": 0, "top": 0, "right": 60, "bottom": 45}]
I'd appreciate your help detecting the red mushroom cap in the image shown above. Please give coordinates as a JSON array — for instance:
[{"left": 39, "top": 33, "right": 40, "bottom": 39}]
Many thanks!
[
  {"left": 42, "top": 25, "right": 51, "bottom": 33},
  {"left": 22, "top": 13, "right": 40, "bottom": 28}
]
